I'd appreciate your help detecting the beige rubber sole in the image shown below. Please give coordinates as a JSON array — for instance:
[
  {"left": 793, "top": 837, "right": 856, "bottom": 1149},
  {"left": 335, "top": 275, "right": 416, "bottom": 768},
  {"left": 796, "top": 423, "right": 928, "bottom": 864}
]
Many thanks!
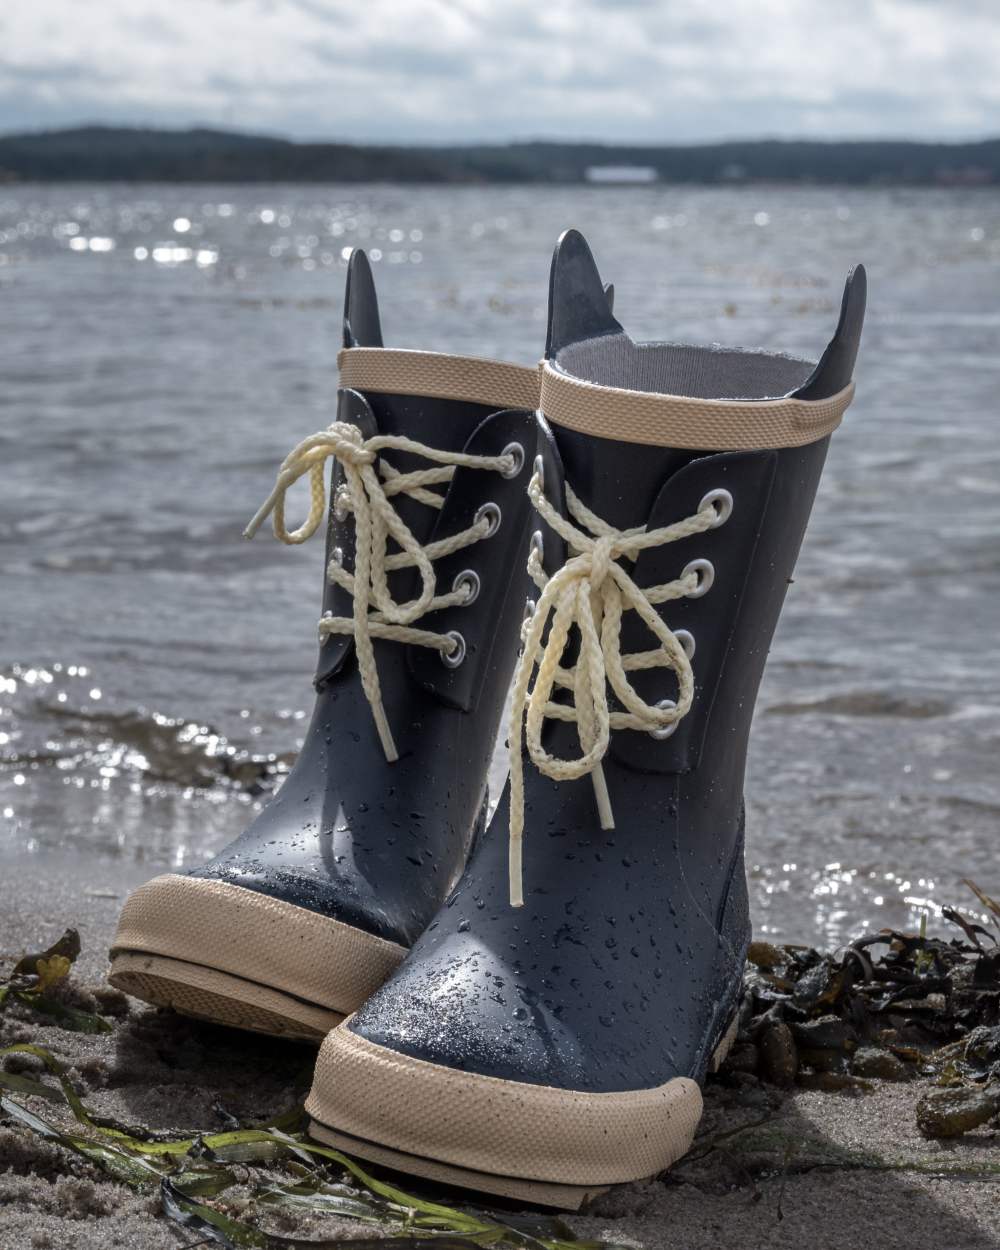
[
  {"left": 108, "top": 874, "right": 407, "bottom": 1042},
  {"left": 305, "top": 1011, "right": 739, "bottom": 1209},
  {"left": 310, "top": 1121, "right": 611, "bottom": 1209},
  {"left": 109, "top": 951, "right": 342, "bottom": 1042}
]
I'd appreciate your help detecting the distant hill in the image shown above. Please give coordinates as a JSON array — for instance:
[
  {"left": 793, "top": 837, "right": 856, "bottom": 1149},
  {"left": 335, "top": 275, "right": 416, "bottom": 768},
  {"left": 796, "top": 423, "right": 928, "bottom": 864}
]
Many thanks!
[{"left": 0, "top": 126, "right": 997, "bottom": 185}]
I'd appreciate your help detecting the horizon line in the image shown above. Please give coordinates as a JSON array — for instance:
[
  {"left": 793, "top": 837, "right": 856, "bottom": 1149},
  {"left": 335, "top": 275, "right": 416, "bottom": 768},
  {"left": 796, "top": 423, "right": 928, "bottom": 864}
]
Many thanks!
[{"left": 2, "top": 123, "right": 999, "bottom": 149}]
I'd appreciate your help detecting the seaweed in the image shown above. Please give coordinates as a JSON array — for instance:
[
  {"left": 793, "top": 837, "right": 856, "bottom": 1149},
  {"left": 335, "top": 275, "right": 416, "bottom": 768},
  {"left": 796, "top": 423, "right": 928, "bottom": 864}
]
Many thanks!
[
  {"left": 721, "top": 880, "right": 1000, "bottom": 1139},
  {"left": 0, "top": 1036, "right": 616, "bottom": 1250},
  {"left": 4, "top": 887, "right": 1000, "bottom": 1244},
  {"left": 0, "top": 926, "right": 113, "bottom": 1033}
]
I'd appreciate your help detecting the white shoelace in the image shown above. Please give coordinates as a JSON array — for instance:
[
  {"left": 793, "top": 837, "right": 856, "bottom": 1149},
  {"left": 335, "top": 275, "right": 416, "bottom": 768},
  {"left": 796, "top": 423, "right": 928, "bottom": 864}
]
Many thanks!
[
  {"left": 245, "top": 420, "right": 516, "bottom": 761},
  {"left": 507, "top": 466, "right": 719, "bottom": 906}
]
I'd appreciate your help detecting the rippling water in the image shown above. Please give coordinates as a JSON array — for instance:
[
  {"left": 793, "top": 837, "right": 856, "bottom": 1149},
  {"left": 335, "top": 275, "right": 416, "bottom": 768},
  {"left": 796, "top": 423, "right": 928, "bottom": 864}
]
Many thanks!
[{"left": 1, "top": 183, "right": 998, "bottom": 944}]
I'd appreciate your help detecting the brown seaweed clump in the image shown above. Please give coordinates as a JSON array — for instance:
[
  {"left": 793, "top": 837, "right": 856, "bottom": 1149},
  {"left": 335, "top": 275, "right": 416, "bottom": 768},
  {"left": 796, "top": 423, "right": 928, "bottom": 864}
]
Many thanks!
[{"left": 718, "top": 883, "right": 1000, "bottom": 1139}]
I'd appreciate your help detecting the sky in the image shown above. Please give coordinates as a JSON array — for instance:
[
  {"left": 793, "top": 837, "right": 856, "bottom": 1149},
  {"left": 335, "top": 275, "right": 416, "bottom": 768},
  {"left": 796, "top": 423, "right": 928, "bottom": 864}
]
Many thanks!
[{"left": 2, "top": 0, "right": 998, "bottom": 144}]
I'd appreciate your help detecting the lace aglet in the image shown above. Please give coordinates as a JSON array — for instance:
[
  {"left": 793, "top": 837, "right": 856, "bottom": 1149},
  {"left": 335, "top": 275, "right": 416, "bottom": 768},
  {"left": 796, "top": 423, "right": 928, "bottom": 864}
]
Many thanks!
[
  {"left": 373, "top": 709, "right": 399, "bottom": 764},
  {"left": 243, "top": 494, "right": 276, "bottom": 540},
  {"left": 591, "top": 764, "right": 615, "bottom": 830},
  {"left": 509, "top": 835, "right": 524, "bottom": 908}
]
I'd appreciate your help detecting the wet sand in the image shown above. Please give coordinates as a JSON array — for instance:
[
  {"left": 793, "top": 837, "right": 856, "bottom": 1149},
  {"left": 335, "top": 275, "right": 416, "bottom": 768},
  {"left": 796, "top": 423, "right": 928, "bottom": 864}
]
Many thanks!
[{"left": 2, "top": 860, "right": 999, "bottom": 1250}]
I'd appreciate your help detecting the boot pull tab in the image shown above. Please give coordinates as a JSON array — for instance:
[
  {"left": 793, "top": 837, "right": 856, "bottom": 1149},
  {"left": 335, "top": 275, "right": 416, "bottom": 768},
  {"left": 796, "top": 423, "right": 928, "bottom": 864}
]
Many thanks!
[
  {"left": 792, "top": 264, "right": 867, "bottom": 400},
  {"left": 343, "top": 248, "right": 384, "bottom": 349},
  {"left": 545, "top": 229, "right": 624, "bottom": 358}
]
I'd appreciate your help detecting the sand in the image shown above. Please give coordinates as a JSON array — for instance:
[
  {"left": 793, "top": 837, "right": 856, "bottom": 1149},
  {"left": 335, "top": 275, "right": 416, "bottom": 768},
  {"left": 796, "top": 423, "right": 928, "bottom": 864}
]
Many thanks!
[{"left": 2, "top": 860, "right": 999, "bottom": 1250}]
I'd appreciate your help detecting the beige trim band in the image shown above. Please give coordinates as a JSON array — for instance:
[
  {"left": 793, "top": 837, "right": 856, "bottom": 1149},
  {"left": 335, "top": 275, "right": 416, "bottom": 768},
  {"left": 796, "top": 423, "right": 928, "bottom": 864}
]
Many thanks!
[
  {"left": 306, "top": 1023, "right": 703, "bottom": 1187},
  {"left": 338, "top": 349, "right": 855, "bottom": 449},
  {"left": 110, "top": 874, "right": 406, "bottom": 1018},
  {"left": 337, "top": 347, "right": 540, "bottom": 412},
  {"left": 540, "top": 360, "right": 855, "bottom": 449}
]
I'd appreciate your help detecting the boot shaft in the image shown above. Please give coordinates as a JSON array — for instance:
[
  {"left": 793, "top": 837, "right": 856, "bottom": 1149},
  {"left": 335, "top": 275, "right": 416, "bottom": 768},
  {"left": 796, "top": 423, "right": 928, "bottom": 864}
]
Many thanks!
[
  {"left": 526, "top": 230, "right": 865, "bottom": 810},
  {"left": 209, "top": 251, "right": 543, "bottom": 945},
  {"left": 316, "top": 249, "right": 539, "bottom": 720},
  {"left": 109, "top": 250, "right": 550, "bottom": 1043}
]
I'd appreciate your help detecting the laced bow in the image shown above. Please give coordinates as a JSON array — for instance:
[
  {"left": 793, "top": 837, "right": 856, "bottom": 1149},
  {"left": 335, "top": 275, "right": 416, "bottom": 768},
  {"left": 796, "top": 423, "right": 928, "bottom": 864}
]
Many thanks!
[
  {"left": 507, "top": 468, "right": 719, "bottom": 906},
  {"left": 245, "top": 420, "right": 515, "bottom": 760}
]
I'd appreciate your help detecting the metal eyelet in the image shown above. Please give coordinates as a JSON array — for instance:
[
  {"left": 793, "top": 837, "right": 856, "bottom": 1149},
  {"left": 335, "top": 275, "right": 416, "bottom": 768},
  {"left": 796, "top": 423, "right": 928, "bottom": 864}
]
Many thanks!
[
  {"left": 529, "top": 529, "right": 544, "bottom": 562},
  {"left": 453, "top": 569, "right": 480, "bottom": 605},
  {"left": 533, "top": 454, "right": 545, "bottom": 491},
  {"left": 329, "top": 546, "right": 344, "bottom": 568},
  {"left": 650, "top": 698, "right": 679, "bottom": 741},
  {"left": 674, "top": 629, "right": 696, "bottom": 659},
  {"left": 475, "top": 502, "right": 502, "bottom": 538},
  {"left": 681, "top": 558, "right": 715, "bottom": 599},
  {"left": 441, "top": 630, "right": 466, "bottom": 669},
  {"left": 334, "top": 485, "right": 351, "bottom": 522},
  {"left": 500, "top": 442, "right": 525, "bottom": 479},
  {"left": 699, "top": 488, "right": 733, "bottom": 528},
  {"left": 523, "top": 596, "right": 537, "bottom": 621}
]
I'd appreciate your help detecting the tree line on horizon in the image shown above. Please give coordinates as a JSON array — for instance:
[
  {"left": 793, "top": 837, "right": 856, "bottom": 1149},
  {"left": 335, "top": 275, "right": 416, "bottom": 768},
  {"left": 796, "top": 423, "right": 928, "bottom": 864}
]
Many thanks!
[{"left": 0, "top": 126, "right": 997, "bottom": 185}]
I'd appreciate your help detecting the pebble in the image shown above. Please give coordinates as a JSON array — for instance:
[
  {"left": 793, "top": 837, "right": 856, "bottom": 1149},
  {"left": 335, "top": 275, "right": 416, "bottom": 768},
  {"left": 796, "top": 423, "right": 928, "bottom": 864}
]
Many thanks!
[
  {"left": 722, "top": 1042, "right": 759, "bottom": 1074},
  {"left": 965, "top": 1025, "right": 1000, "bottom": 1066},
  {"left": 747, "top": 941, "right": 787, "bottom": 971},
  {"left": 915, "top": 1084, "right": 1000, "bottom": 1138},
  {"left": 852, "top": 1046, "right": 912, "bottom": 1081},
  {"left": 758, "top": 1020, "right": 798, "bottom": 1087},
  {"left": 799, "top": 1046, "right": 851, "bottom": 1074},
  {"left": 791, "top": 1015, "right": 858, "bottom": 1051}
]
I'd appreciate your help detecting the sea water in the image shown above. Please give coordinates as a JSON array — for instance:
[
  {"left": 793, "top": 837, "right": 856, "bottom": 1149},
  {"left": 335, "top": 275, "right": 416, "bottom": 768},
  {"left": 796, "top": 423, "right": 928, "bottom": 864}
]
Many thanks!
[{"left": 1, "top": 182, "right": 998, "bottom": 944}]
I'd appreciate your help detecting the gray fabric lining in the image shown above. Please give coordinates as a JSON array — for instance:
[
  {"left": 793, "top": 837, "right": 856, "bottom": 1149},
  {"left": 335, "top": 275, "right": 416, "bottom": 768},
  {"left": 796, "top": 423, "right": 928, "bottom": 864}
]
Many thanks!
[{"left": 555, "top": 333, "right": 815, "bottom": 401}]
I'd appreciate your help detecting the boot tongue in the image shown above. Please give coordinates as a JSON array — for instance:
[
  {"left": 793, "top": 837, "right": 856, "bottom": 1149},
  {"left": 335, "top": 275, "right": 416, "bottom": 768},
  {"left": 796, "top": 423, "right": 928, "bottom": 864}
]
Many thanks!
[{"left": 547, "top": 422, "right": 696, "bottom": 531}]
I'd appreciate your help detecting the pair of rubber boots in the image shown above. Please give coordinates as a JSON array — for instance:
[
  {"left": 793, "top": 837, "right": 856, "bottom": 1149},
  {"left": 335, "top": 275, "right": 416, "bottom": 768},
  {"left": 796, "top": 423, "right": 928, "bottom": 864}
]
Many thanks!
[{"left": 109, "top": 230, "right": 866, "bottom": 1209}]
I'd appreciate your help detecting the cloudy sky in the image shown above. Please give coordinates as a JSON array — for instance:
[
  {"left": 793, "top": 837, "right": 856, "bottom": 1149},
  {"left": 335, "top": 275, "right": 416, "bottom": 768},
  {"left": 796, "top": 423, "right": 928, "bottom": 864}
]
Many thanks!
[{"left": 2, "top": 0, "right": 998, "bottom": 143}]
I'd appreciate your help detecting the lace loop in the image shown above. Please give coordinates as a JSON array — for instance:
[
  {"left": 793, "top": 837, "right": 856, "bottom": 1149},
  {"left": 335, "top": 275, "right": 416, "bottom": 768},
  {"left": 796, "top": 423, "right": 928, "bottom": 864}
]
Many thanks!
[
  {"left": 246, "top": 420, "right": 515, "bottom": 762},
  {"left": 507, "top": 468, "right": 719, "bottom": 906}
]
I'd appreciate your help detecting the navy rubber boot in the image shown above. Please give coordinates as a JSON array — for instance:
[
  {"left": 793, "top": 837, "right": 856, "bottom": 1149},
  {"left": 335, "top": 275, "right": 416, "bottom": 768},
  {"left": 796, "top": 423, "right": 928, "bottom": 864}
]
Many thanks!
[
  {"left": 109, "top": 251, "right": 540, "bottom": 1041},
  {"left": 305, "top": 231, "right": 866, "bottom": 1204}
]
